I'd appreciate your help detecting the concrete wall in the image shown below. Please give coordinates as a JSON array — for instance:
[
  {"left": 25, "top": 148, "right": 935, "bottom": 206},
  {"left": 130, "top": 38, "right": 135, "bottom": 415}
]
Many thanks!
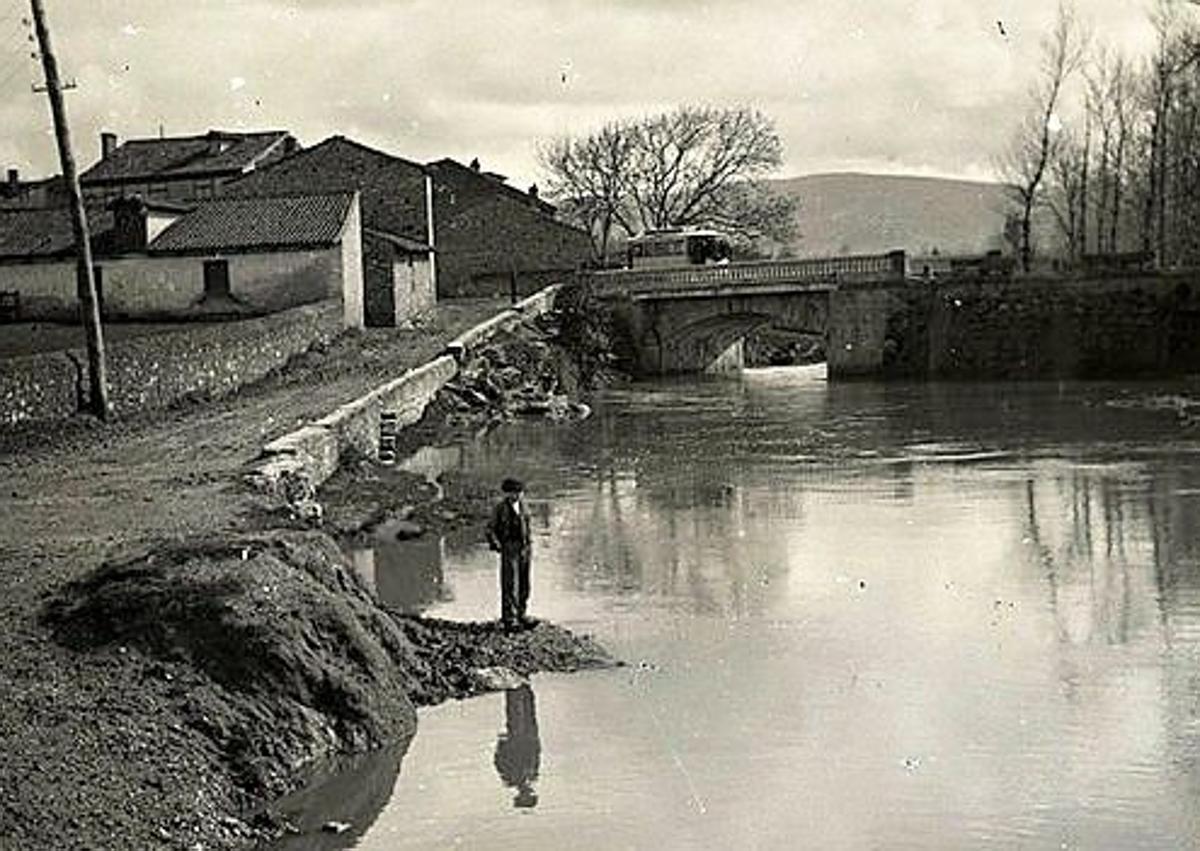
[
  {"left": 1, "top": 301, "right": 342, "bottom": 425},
  {"left": 247, "top": 284, "right": 566, "bottom": 498},
  {"left": 827, "top": 273, "right": 1200, "bottom": 380}
]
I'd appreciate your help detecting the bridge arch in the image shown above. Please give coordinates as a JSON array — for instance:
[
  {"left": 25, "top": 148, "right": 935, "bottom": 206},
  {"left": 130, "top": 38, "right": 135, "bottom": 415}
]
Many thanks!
[
  {"left": 624, "top": 291, "right": 831, "bottom": 374},
  {"left": 641, "top": 311, "right": 775, "bottom": 374}
]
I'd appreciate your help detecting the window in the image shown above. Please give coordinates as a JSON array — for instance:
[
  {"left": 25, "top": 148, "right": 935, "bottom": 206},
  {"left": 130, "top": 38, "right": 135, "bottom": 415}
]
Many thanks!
[
  {"left": 193, "top": 180, "right": 214, "bottom": 199},
  {"left": 203, "top": 260, "right": 230, "bottom": 299},
  {"left": 148, "top": 182, "right": 168, "bottom": 199}
]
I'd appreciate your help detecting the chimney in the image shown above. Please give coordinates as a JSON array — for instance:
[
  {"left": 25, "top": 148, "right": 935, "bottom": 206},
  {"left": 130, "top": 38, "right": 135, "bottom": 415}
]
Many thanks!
[
  {"left": 469, "top": 157, "right": 481, "bottom": 172},
  {"left": 100, "top": 131, "right": 117, "bottom": 160},
  {"left": 207, "top": 130, "right": 232, "bottom": 155},
  {"left": 110, "top": 196, "right": 149, "bottom": 253},
  {"left": 528, "top": 183, "right": 539, "bottom": 199},
  {"left": 5, "top": 169, "right": 17, "bottom": 194}
]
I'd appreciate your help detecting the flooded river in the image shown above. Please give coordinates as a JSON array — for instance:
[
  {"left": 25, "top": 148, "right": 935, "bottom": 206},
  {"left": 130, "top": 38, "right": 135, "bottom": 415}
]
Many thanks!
[{"left": 284, "top": 366, "right": 1200, "bottom": 849}]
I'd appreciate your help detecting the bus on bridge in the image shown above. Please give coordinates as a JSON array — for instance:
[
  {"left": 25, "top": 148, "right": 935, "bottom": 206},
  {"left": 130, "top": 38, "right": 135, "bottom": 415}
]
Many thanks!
[{"left": 626, "top": 227, "right": 732, "bottom": 269}]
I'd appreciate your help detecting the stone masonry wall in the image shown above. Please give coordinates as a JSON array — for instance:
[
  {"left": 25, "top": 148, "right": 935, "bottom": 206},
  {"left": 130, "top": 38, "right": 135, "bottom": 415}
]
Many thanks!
[
  {"left": 0, "top": 350, "right": 79, "bottom": 424},
  {"left": 1, "top": 301, "right": 342, "bottom": 425},
  {"left": 829, "top": 273, "right": 1200, "bottom": 380}
]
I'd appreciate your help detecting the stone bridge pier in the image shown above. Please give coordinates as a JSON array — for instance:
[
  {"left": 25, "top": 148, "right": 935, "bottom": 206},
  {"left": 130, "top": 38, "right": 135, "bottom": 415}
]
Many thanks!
[{"left": 608, "top": 290, "right": 831, "bottom": 375}]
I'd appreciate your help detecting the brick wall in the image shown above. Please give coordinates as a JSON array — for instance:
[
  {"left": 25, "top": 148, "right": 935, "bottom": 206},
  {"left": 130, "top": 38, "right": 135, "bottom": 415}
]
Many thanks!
[{"left": 0, "top": 301, "right": 342, "bottom": 425}]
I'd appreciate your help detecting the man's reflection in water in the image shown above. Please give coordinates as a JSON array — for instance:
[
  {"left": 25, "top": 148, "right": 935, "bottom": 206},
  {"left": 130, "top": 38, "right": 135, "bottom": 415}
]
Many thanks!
[{"left": 494, "top": 685, "right": 541, "bottom": 809}]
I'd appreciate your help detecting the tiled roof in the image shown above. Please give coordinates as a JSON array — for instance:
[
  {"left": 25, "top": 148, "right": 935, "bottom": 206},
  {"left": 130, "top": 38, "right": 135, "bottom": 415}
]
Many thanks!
[
  {"left": 148, "top": 192, "right": 355, "bottom": 253},
  {"left": 80, "top": 130, "right": 292, "bottom": 183},
  {"left": 225, "top": 136, "right": 428, "bottom": 242},
  {"left": 0, "top": 205, "right": 115, "bottom": 259}
]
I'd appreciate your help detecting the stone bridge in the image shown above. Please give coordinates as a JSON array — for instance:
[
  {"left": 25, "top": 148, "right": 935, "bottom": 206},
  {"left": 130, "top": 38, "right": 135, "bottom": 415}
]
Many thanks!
[
  {"left": 585, "top": 253, "right": 1200, "bottom": 380},
  {"left": 590, "top": 252, "right": 905, "bottom": 374}
]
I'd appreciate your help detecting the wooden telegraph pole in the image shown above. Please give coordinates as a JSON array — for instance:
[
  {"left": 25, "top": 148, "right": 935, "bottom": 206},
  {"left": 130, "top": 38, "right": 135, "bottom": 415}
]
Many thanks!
[{"left": 29, "top": 0, "right": 109, "bottom": 420}]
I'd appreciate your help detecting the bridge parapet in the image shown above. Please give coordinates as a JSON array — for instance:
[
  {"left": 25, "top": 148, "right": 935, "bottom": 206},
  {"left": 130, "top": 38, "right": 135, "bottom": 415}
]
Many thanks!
[{"left": 588, "top": 250, "right": 906, "bottom": 297}]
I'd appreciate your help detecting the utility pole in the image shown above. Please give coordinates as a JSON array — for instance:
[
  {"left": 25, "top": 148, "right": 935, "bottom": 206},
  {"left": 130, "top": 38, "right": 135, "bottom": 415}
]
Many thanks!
[{"left": 28, "top": 0, "right": 109, "bottom": 420}]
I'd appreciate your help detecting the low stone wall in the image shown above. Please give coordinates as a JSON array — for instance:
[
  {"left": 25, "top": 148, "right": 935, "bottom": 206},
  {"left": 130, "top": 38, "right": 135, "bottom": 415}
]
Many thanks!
[
  {"left": 317, "top": 355, "right": 459, "bottom": 463},
  {"left": 828, "top": 273, "right": 1200, "bottom": 380},
  {"left": 0, "top": 350, "right": 80, "bottom": 424},
  {"left": 0, "top": 301, "right": 342, "bottom": 425},
  {"left": 512, "top": 284, "right": 562, "bottom": 317},
  {"left": 247, "top": 284, "right": 565, "bottom": 498}
]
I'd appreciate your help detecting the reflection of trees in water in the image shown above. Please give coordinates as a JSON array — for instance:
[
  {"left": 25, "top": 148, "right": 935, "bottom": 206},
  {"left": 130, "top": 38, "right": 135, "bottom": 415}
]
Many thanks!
[
  {"left": 1023, "top": 462, "right": 1200, "bottom": 796},
  {"left": 560, "top": 463, "right": 795, "bottom": 618},
  {"left": 1023, "top": 470, "right": 1156, "bottom": 647},
  {"left": 1022, "top": 462, "right": 1200, "bottom": 647},
  {"left": 1139, "top": 468, "right": 1200, "bottom": 808}
]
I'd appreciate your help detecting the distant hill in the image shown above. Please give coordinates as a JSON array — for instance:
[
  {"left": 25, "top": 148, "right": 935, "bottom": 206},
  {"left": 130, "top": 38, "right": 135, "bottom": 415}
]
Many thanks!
[{"left": 770, "top": 172, "right": 1011, "bottom": 259}]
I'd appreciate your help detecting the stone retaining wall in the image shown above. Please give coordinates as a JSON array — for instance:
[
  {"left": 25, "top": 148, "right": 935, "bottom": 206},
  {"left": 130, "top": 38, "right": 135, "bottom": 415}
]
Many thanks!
[
  {"left": 247, "top": 284, "right": 564, "bottom": 498},
  {"left": 1, "top": 301, "right": 342, "bottom": 425},
  {"left": 828, "top": 273, "right": 1200, "bottom": 380},
  {"left": 0, "top": 350, "right": 80, "bottom": 424}
]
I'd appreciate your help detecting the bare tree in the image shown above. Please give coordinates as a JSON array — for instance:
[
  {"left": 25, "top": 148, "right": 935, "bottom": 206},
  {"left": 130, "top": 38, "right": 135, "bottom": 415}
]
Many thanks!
[
  {"left": 1138, "top": 0, "right": 1200, "bottom": 264},
  {"left": 1048, "top": 129, "right": 1086, "bottom": 261},
  {"left": 1107, "top": 54, "right": 1137, "bottom": 252},
  {"left": 539, "top": 105, "right": 795, "bottom": 262},
  {"left": 538, "top": 123, "right": 634, "bottom": 266},
  {"left": 1084, "top": 50, "right": 1114, "bottom": 255},
  {"left": 1082, "top": 46, "right": 1140, "bottom": 255},
  {"left": 997, "top": 1, "right": 1088, "bottom": 272}
]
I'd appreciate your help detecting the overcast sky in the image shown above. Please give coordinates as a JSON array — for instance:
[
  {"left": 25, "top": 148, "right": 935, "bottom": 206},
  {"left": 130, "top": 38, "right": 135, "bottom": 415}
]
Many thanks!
[{"left": 0, "top": 1, "right": 1169, "bottom": 189}]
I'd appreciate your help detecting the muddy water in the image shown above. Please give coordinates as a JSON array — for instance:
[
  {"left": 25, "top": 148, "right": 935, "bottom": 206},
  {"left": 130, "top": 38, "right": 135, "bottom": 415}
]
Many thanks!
[{"left": 295, "top": 366, "right": 1200, "bottom": 849}]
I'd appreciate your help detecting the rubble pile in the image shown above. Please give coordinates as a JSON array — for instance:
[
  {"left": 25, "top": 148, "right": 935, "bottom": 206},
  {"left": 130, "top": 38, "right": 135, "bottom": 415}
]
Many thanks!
[{"left": 439, "top": 321, "right": 594, "bottom": 433}]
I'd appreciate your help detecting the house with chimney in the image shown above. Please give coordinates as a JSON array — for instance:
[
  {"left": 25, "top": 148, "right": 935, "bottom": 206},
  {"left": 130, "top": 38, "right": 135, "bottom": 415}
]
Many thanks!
[
  {"left": 0, "top": 191, "right": 363, "bottom": 328},
  {"left": 425, "top": 157, "right": 591, "bottom": 298},
  {"left": 79, "top": 129, "right": 298, "bottom": 203},
  {"left": 224, "top": 136, "right": 435, "bottom": 328}
]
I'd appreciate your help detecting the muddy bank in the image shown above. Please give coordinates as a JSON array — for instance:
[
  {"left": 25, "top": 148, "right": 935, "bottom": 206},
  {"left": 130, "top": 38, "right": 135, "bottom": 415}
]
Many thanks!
[{"left": 34, "top": 530, "right": 613, "bottom": 848}]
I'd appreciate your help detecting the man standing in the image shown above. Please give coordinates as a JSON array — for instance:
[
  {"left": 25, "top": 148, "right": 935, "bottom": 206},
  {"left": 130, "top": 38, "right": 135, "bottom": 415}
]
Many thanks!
[{"left": 487, "top": 477, "right": 533, "bottom": 630}]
